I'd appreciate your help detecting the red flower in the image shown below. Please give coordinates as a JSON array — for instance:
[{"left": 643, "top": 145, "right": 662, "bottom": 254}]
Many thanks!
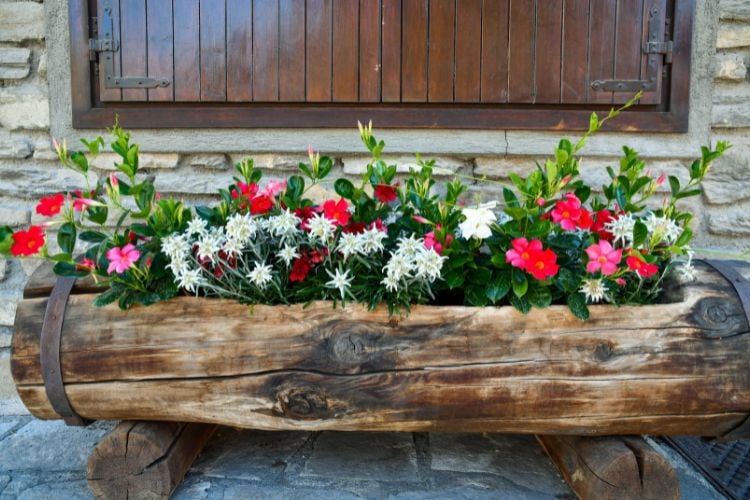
[
  {"left": 591, "top": 209, "right": 614, "bottom": 240},
  {"left": 231, "top": 182, "right": 259, "bottom": 199},
  {"left": 526, "top": 248, "right": 560, "bottom": 280},
  {"left": 321, "top": 198, "right": 351, "bottom": 226},
  {"left": 295, "top": 206, "right": 316, "bottom": 230},
  {"left": 505, "top": 238, "right": 542, "bottom": 269},
  {"left": 550, "top": 193, "right": 592, "bottom": 231},
  {"left": 370, "top": 218, "right": 387, "bottom": 232},
  {"left": 289, "top": 257, "right": 311, "bottom": 282},
  {"left": 250, "top": 195, "right": 273, "bottom": 215},
  {"left": 36, "top": 193, "right": 65, "bottom": 217},
  {"left": 374, "top": 184, "right": 398, "bottom": 203},
  {"left": 343, "top": 222, "right": 366, "bottom": 234},
  {"left": 10, "top": 226, "right": 46, "bottom": 257},
  {"left": 76, "top": 257, "right": 96, "bottom": 271},
  {"left": 626, "top": 256, "right": 659, "bottom": 279}
]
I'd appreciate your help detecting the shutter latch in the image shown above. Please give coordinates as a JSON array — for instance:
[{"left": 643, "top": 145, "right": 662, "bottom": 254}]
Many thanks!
[
  {"left": 89, "top": 4, "right": 170, "bottom": 89},
  {"left": 590, "top": 7, "right": 671, "bottom": 93}
]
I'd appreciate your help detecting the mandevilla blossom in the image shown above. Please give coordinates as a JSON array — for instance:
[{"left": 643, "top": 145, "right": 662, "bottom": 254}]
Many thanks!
[
  {"left": 551, "top": 193, "right": 593, "bottom": 231},
  {"left": 261, "top": 179, "right": 287, "bottom": 198},
  {"left": 36, "top": 193, "right": 65, "bottom": 217},
  {"left": 321, "top": 198, "right": 351, "bottom": 226},
  {"left": 505, "top": 238, "right": 542, "bottom": 269},
  {"left": 626, "top": 255, "right": 659, "bottom": 279},
  {"left": 585, "top": 240, "right": 623, "bottom": 276},
  {"left": 10, "top": 226, "right": 45, "bottom": 257},
  {"left": 526, "top": 247, "right": 560, "bottom": 280},
  {"left": 374, "top": 184, "right": 398, "bottom": 203},
  {"left": 106, "top": 244, "right": 140, "bottom": 274},
  {"left": 458, "top": 205, "right": 496, "bottom": 240}
]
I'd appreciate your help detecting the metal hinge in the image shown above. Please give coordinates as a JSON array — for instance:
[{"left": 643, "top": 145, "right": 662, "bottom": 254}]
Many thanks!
[
  {"left": 590, "top": 7, "right": 672, "bottom": 93},
  {"left": 89, "top": 3, "right": 170, "bottom": 89}
]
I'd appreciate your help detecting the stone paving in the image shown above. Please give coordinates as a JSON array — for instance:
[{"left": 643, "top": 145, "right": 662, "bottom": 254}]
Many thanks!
[{"left": 0, "top": 414, "right": 727, "bottom": 499}]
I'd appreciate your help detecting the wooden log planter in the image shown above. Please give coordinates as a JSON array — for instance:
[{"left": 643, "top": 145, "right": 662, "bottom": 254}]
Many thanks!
[{"left": 9, "top": 260, "right": 750, "bottom": 438}]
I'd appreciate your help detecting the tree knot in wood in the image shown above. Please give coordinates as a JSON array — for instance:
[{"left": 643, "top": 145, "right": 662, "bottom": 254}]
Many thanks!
[
  {"left": 594, "top": 342, "right": 614, "bottom": 361},
  {"left": 693, "top": 297, "right": 749, "bottom": 338},
  {"left": 323, "top": 321, "right": 386, "bottom": 366},
  {"left": 275, "top": 386, "right": 330, "bottom": 420}
]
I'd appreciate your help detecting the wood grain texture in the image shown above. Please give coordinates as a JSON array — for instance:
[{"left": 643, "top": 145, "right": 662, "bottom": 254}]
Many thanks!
[
  {"left": 358, "top": 0, "right": 381, "bottom": 102},
  {"left": 279, "top": 0, "right": 307, "bottom": 101},
  {"left": 427, "top": 0, "right": 455, "bottom": 103},
  {"left": 119, "top": 0, "right": 147, "bottom": 101},
  {"left": 227, "top": 0, "right": 254, "bottom": 102},
  {"left": 306, "top": 0, "right": 333, "bottom": 102},
  {"left": 561, "top": 0, "right": 589, "bottom": 103},
  {"left": 332, "top": 0, "right": 360, "bottom": 102},
  {"left": 11, "top": 263, "right": 750, "bottom": 435},
  {"left": 454, "top": 0, "right": 482, "bottom": 102},
  {"left": 537, "top": 435, "right": 680, "bottom": 500},
  {"left": 380, "top": 0, "right": 402, "bottom": 102},
  {"left": 87, "top": 421, "right": 216, "bottom": 500},
  {"left": 146, "top": 0, "right": 173, "bottom": 101},
  {"left": 401, "top": 0, "right": 428, "bottom": 102},
  {"left": 534, "top": 2, "right": 563, "bottom": 104},
  {"left": 97, "top": 0, "right": 121, "bottom": 102},
  {"left": 199, "top": 0, "right": 227, "bottom": 101},
  {"left": 173, "top": 0, "right": 201, "bottom": 101},
  {"left": 508, "top": 0, "right": 535, "bottom": 102},
  {"left": 481, "top": 0, "right": 509, "bottom": 103},
  {"left": 588, "top": 0, "right": 616, "bottom": 104},
  {"left": 253, "top": 0, "right": 280, "bottom": 102}
]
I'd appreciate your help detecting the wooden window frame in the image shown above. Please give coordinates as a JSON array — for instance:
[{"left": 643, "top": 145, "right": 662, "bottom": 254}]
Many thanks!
[{"left": 69, "top": 0, "right": 694, "bottom": 132}]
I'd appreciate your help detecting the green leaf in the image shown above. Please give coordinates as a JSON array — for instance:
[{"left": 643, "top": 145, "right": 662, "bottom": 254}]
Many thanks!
[
  {"left": 633, "top": 220, "right": 648, "bottom": 248},
  {"left": 57, "top": 222, "right": 77, "bottom": 255},
  {"left": 87, "top": 206, "right": 108, "bottom": 225},
  {"left": 130, "top": 223, "right": 155, "bottom": 237},
  {"left": 502, "top": 187, "right": 520, "bottom": 208},
  {"left": 486, "top": 272, "right": 511, "bottom": 303},
  {"left": 52, "top": 261, "right": 88, "bottom": 278},
  {"left": 526, "top": 285, "right": 552, "bottom": 309},
  {"left": 504, "top": 207, "right": 527, "bottom": 222},
  {"left": 69, "top": 151, "right": 89, "bottom": 173},
  {"left": 334, "top": 178, "right": 355, "bottom": 200},
  {"left": 668, "top": 175, "right": 681, "bottom": 197},
  {"left": 444, "top": 269, "right": 465, "bottom": 289},
  {"left": 567, "top": 293, "right": 590, "bottom": 320},
  {"left": 557, "top": 267, "right": 580, "bottom": 293},
  {"left": 675, "top": 188, "right": 701, "bottom": 200},
  {"left": 512, "top": 269, "right": 528, "bottom": 298},
  {"left": 79, "top": 230, "right": 108, "bottom": 243},
  {"left": 298, "top": 162, "right": 313, "bottom": 179},
  {"left": 318, "top": 156, "right": 333, "bottom": 178},
  {"left": 675, "top": 227, "right": 693, "bottom": 247},
  {"left": 287, "top": 175, "right": 305, "bottom": 199},
  {"left": 509, "top": 295, "right": 531, "bottom": 314},
  {"left": 0, "top": 225, "right": 12, "bottom": 255}
]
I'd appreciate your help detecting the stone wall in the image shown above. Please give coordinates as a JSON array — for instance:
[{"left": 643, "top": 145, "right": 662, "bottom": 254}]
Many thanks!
[{"left": 0, "top": 0, "right": 749, "bottom": 413}]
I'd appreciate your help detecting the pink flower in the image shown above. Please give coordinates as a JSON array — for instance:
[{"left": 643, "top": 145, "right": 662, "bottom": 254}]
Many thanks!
[
  {"left": 106, "top": 244, "right": 140, "bottom": 274},
  {"left": 656, "top": 174, "right": 666, "bottom": 186},
  {"left": 261, "top": 179, "right": 287, "bottom": 198},
  {"left": 109, "top": 173, "right": 119, "bottom": 187},
  {"left": 536, "top": 197, "right": 545, "bottom": 207},
  {"left": 412, "top": 215, "right": 430, "bottom": 224},
  {"left": 505, "top": 238, "right": 542, "bottom": 269},
  {"left": 585, "top": 240, "right": 623, "bottom": 276}
]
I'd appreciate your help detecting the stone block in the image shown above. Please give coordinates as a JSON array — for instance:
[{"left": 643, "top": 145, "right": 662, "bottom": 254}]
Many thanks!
[
  {"left": 0, "top": 419, "right": 114, "bottom": 471},
  {"left": 715, "top": 53, "right": 748, "bottom": 81},
  {"left": 0, "top": 85, "right": 49, "bottom": 131},
  {"left": 0, "top": 259, "right": 6, "bottom": 282},
  {"left": 0, "top": 205, "right": 30, "bottom": 227},
  {"left": 38, "top": 49, "right": 47, "bottom": 79},
  {"left": 0, "top": 165, "right": 96, "bottom": 197},
  {"left": 32, "top": 138, "right": 59, "bottom": 161},
  {"left": 717, "top": 24, "right": 750, "bottom": 49},
  {"left": 721, "top": 0, "right": 750, "bottom": 21},
  {"left": 702, "top": 139, "right": 750, "bottom": 204},
  {"left": 90, "top": 152, "right": 180, "bottom": 170},
  {"left": 0, "top": 48, "right": 31, "bottom": 80},
  {"left": 342, "top": 155, "right": 467, "bottom": 176},
  {"left": 0, "top": 298, "right": 16, "bottom": 327},
  {"left": 189, "top": 154, "right": 230, "bottom": 170},
  {"left": 302, "top": 432, "right": 418, "bottom": 482},
  {"left": 0, "top": 132, "right": 32, "bottom": 160},
  {"left": 712, "top": 100, "right": 750, "bottom": 127},
  {"left": 230, "top": 154, "right": 308, "bottom": 171},
  {"left": 0, "top": 2, "right": 45, "bottom": 42},
  {"left": 0, "top": 350, "right": 28, "bottom": 416},
  {"left": 707, "top": 207, "right": 750, "bottom": 236}
]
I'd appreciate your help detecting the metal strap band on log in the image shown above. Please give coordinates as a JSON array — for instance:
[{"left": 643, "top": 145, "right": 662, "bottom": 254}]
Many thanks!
[
  {"left": 702, "top": 259, "right": 750, "bottom": 441},
  {"left": 40, "top": 277, "right": 90, "bottom": 426}
]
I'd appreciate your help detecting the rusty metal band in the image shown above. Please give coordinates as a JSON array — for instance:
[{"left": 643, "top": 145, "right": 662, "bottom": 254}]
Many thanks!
[
  {"left": 702, "top": 259, "right": 750, "bottom": 326},
  {"left": 39, "top": 277, "right": 89, "bottom": 426}
]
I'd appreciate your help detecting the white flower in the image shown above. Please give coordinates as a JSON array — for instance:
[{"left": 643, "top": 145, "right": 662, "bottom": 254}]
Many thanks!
[
  {"left": 269, "top": 209, "right": 301, "bottom": 240},
  {"left": 166, "top": 257, "right": 189, "bottom": 277},
  {"left": 458, "top": 206, "right": 497, "bottom": 240},
  {"left": 186, "top": 218, "right": 208, "bottom": 237},
  {"left": 675, "top": 263, "right": 697, "bottom": 283},
  {"left": 325, "top": 267, "right": 353, "bottom": 299},
  {"left": 225, "top": 213, "right": 257, "bottom": 244},
  {"left": 177, "top": 268, "right": 204, "bottom": 293},
  {"left": 645, "top": 213, "right": 682, "bottom": 244},
  {"left": 337, "top": 232, "right": 363, "bottom": 260},
  {"left": 384, "top": 253, "right": 412, "bottom": 281},
  {"left": 222, "top": 237, "right": 245, "bottom": 257},
  {"left": 195, "top": 233, "right": 224, "bottom": 263},
  {"left": 277, "top": 245, "right": 300, "bottom": 266},
  {"left": 358, "top": 227, "right": 387, "bottom": 254},
  {"left": 605, "top": 215, "right": 636, "bottom": 246},
  {"left": 248, "top": 261, "right": 274, "bottom": 290},
  {"left": 396, "top": 234, "right": 423, "bottom": 258},
  {"left": 381, "top": 274, "right": 400, "bottom": 292},
  {"left": 414, "top": 248, "right": 446, "bottom": 282},
  {"left": 307, "top": 213, "right": 337, "bottom": 243},
  {"left": 161, "top": 234, "right": 190, "bottom": 261},
  {"left": 580, "top": 278, "right": 608, "bottom": 304}
]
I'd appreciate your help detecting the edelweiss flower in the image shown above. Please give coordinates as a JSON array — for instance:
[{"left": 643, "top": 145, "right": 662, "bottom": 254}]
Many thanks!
[
  {"left": 458, "top": 205, "right": 497, "bottom": 240},
  {"left": 414, "top": 248, "right": 446, "bottom": 282},
  {"left": 195, "top": 234, "right": 224, "bottom": 263},
  {"left": 358, "top": 227, "right": 387, "bottom": 254},
  {"left": 186, "top": 218, "right": 208, "bottom": 237},
  {"left": 337, "top": 232, "right": 363, "bottom": 260},
  {"left": 177, "top": 268, "right": 204, "bottom": 293},
  {"left": 604, "top": 215, "right": 636, "bottom": 246},
  {"left": 225, "top": 213, "right": 257, "bottom": 244},
  {"left": 248, "top": 261, "right": 274, "bottom": 290},
  {"left": 270, "top": 209, "right": 301, "bottom": 240},
  {"left": 166, "top": 256, "right": 190, "bottom": 276},
  {"left": 396, "top": 234, "right": 423, "bottom": 258},
  {"left": 307, "top": 213, "right": 337, "bottom": 243},
  {"left": 580, "top": 278, "right": 608, "bottom": 304},
  {"left": 645, "top": 213, "right": 682, "bottom": 244},
  {"left": 381, "top": 274, "right": 400, "bottom": 292},
  {"left": 161, "top": 234, "right": 190, "bottom": 261},
  {"left": 277, "top": 245, "right": 300, "bottom": 266},
  {"left": 222, "top": 237, "right": 245, "bottom": 257},
  {"left": 325, "top": 267, "right": 353, "bottom": 299},
  {"left": 384, "top": 253, "right": 412, "bottom": 280}
]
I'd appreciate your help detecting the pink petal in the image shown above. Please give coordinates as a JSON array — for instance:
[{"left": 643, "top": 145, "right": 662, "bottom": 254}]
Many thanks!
[
  {"left": 599, "top": 240, "right": 613, "bottom": 254},
  {"left": 529, "top": 240, "right": 543, "bottom": 251},
  {"left": 586, "top": 261, "right": 601, "bottom": 274},
  {"left": 585, "top": 245, "right": 600, "bottom": 260}
]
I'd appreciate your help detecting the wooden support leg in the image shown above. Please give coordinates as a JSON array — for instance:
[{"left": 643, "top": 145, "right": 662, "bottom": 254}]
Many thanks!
[
  {"left": 536, "top": 435, "right": 680, "bottom": 500},
  {"left": 87, "top": 421, "right": 217, "bottom": 500}
]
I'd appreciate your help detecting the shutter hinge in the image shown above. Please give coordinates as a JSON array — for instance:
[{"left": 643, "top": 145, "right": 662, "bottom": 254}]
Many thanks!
[
  {"left": 590, "top": 6, "right": 672, "bottom": 93},
  {"left": 89, "top": 3, "right": 170, "bottom": 89}
]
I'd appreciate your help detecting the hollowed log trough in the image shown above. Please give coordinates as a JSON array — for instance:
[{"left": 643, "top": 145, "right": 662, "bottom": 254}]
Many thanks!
[{"left": 10, "top": 261, "right": 750, "bottom": 438}]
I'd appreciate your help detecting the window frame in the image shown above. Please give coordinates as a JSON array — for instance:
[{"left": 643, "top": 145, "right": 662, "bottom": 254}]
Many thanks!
[{"left": 69, "top": 0, "right": 694, "bottom": 132}]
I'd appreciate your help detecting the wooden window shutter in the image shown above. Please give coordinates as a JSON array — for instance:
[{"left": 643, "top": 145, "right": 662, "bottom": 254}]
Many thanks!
[{"left": 71, "top": 0, "right": 695, "bottom": 131}]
